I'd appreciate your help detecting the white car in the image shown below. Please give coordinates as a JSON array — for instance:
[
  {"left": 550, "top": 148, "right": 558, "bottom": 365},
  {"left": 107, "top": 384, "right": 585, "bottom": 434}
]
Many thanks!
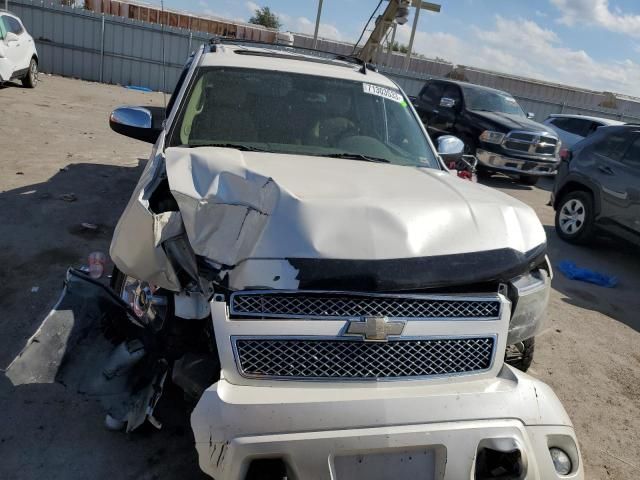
[
  {"left": 8, "top": 41, "right": 584, "bottom": 479},
  {"left": 0, "top": 10, "right": 38, "bottom": 87},
  {"left": 543, "top": 113, "right": 623, "bottom": 149}
]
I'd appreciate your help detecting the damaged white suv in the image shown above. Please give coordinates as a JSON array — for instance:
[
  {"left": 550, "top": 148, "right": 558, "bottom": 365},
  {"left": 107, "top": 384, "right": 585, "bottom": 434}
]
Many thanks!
[{"left": 29, "top": 41, "right": 584, "bottom": 479}]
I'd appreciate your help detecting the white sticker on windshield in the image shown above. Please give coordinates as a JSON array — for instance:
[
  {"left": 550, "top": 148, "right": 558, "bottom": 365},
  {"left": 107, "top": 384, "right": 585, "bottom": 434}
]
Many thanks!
[{"left": 363, "top": 83, "right": 405, "bottom": 104}]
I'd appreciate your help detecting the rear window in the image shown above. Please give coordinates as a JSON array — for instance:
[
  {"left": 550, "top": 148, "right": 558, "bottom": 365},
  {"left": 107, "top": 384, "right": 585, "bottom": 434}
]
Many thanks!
[{"left": 550, "top": 117, "right": 590, "bottom": 137}]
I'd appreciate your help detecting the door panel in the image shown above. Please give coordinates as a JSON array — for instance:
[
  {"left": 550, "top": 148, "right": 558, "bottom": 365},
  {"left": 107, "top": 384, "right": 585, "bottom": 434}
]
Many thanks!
[
  {"left": 618, "top": 135, "right": 640, "bottom": 233},
  {"left": 4, "top": 16, "right": 29, "bottom": 71},
  {"left": 585, "top": 131, "right": 637, "bottom": 229}
]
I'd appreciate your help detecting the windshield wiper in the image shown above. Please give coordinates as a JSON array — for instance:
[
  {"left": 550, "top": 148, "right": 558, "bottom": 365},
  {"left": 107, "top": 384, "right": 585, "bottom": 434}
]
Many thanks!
[
  {"left": 180, "top": 142, "right": 269, "bottom": 152},
  {"left": 323, "top": 152, "right": 390, "bottom": 163}
]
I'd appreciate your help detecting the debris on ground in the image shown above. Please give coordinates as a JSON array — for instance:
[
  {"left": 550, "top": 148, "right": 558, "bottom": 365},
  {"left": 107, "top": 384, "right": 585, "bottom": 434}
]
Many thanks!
[
  {"left": 59, "top": 193, "right": 77, "bottom": 202},
  {"left": 81, "top": 222, "right": 98, "bottom": 230},
  {"left": 557, "top": 260, "right": 618, "bottom": 288},
  {"left": 31, "top": 286, "right": 39, "bottom": 293}
]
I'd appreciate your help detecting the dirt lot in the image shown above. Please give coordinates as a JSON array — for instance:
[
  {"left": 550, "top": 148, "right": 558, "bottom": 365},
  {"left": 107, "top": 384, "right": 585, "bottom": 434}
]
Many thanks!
[{"left": 0, "top": 76, "right": 638, "bottom": 480}]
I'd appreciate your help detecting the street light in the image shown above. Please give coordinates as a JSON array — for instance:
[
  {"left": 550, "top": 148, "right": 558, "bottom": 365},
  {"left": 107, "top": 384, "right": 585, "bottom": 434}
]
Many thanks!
[{"left": 403, "top": 1, "right": 441, "bottom": 70}]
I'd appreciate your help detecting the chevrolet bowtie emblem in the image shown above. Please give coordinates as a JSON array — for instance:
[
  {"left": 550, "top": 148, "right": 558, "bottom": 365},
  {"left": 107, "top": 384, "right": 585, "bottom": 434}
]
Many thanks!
[{"left": 345, "top": 316, "right": 406, "bottom": 341}]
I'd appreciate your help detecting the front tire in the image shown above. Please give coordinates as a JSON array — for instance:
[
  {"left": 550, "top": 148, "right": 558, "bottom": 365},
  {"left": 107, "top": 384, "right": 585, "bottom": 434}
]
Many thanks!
[
  {"left": 519, "top": 174, "right": 539, "bottom": 186},
  {"left": 555, "top": 190, "right": 596, "bottom": 244},
  {"left": 22, "top": 58, "right": 38, "bottom": 88}
]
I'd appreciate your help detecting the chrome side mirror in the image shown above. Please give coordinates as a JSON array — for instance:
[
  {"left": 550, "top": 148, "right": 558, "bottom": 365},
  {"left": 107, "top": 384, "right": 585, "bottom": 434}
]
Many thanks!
[
  {"left": 109, "top": 106, "right": 164, "bottom": 143},
  {"left": 527, "top": 112, "right": 535, "bottom": 119},
  {"left": 439, "top": 97, "right": 456, "bottom": 108},
  {"left": 437, "top": 135, "right": 465, "bottom": 159}
]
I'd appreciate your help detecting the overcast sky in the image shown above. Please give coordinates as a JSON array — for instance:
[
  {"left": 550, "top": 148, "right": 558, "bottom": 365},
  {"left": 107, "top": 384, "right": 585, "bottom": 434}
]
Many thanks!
[{"left": 158, "top": 0, "right": 640, "bottom": 97}]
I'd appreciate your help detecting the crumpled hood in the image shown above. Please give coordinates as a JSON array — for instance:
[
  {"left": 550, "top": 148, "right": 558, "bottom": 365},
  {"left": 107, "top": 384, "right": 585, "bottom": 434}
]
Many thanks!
[
  {"left": 165, "top": 147, "right": 546, "bottom": 267},
  {"left": 470, "top": 110, "right": 556, "bottom": 135}
]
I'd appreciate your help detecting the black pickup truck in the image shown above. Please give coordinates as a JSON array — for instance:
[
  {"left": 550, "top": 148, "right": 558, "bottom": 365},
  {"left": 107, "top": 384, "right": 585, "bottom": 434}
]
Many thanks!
[{"left": 412, "top": 79, "right": 561, "bottom": 185}]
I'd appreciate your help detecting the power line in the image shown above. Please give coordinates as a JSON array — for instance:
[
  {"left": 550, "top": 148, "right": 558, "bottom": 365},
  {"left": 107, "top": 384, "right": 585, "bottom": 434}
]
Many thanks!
[{"left": 351, "top": 0, "right": 384, "bottom": 55}]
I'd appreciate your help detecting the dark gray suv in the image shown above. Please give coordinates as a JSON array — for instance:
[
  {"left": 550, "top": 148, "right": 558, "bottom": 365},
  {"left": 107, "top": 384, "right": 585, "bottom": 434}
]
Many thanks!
[{"left": 552, "top": 124, "right": 640, "bottom": 245}]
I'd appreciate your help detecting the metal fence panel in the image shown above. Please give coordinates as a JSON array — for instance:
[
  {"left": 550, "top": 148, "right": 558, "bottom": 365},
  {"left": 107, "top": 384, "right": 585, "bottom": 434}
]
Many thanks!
[{"left": 6, "top": 0, "right": 640, "bottom": 123}]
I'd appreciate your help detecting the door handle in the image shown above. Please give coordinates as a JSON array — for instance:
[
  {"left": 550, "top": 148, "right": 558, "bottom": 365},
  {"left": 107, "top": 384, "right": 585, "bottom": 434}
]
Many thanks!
[{"left": 598, "top": 165, "right": 614, "bottom": 175}]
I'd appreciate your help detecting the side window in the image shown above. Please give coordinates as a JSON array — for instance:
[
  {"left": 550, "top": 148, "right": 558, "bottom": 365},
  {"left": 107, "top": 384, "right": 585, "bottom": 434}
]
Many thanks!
[
  {"left": 593, "top": 132, "right": 633, "bottom": 162},
  {"left": 621, "top": 135, "right": 640, "bottom": 168},
  {"left": 6, "top": 17, "right": 24, "bottom": 35},
  {"left": 549, "top": 117, "right": 569, "bottom": 131},
  {"left": 563, "top": 118, "right": 590, "bottom": 136},
  {"left": 586, "top": 121, "right": 602, "bottom": 136},
  {"left": 0, "top": 17, "right": 7, "bottom": 40},
  {"left": 420, "top": 82, "right": 444, "bottom": 106}
]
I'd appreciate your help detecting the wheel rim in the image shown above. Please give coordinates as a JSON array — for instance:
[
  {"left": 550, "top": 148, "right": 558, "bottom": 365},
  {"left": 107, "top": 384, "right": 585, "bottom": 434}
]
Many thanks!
[
  {"left": 30, "top": 61, "right": 38, "bottom": 84},
  {"left": 559, "top": 198, "right": 586, "bottom": 235}
]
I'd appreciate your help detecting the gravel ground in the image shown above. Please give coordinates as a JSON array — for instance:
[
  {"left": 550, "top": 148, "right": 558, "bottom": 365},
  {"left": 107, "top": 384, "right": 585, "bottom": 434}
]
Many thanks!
[{"left": 0, "top": 75, "right": 638, "bottom": 479}]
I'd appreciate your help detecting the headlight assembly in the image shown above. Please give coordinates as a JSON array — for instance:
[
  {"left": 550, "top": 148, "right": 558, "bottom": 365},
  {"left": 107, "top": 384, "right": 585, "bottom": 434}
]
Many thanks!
[
  {"left": 507, "top": 263, "right": 551, "bottom": 345},
  {"left": 479, "top": 130, "right": 506, "bottom": 144}
]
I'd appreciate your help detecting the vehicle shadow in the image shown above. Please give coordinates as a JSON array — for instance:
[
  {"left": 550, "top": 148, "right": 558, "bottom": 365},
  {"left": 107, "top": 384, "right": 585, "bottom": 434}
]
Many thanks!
[
  {"left": 0, "top": 160, "right": 208, "bottom": 479},
  {"left": 478, "top": 174, "right": 555, "bottom": 192},
  {"left": 544, "top": 225, "right": 640, "bottom": 334}
]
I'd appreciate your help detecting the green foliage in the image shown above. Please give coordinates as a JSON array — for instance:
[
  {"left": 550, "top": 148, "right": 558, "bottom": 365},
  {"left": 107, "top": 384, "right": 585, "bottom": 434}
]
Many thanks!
[{"left": 249, "top": 6, "right": 282, "bottom": 30}]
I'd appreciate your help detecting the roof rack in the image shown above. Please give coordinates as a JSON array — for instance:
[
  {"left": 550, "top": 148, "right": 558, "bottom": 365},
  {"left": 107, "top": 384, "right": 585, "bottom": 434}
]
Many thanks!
[{"left": 208, "top": 36, "right": 377, "bottom": 74}]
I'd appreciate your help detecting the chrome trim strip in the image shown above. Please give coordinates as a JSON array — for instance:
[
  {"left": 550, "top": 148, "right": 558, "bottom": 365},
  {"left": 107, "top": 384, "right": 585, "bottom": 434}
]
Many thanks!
[
  {"left": 229, "top": 289, "right": 503, "bottom": 321},
  {"left": 231, "top": 334, "right": 498, "bottom": 382}
]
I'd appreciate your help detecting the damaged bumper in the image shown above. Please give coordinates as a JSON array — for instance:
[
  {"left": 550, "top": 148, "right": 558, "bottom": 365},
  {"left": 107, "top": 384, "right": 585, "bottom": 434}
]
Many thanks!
[
  {"left": 476, "top": 149, "right": 559, "bottom": 176},
  {"left": 191, "top": 368, "right": 583, "bottom": 479}
]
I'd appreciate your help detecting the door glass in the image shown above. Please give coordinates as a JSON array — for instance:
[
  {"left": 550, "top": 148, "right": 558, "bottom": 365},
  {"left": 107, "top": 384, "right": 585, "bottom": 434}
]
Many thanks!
[
  {"left": 420, "top": 83, "right": 444, "bottom": 106},
  {"left": 621, "top": 135, "right": 640, "bottom": 168},
  {"left": 594, "top": 131, "right": 633, "bottom": 161},
  {"left": 6, "top": 17, "right": 24, "bottom": 35}
]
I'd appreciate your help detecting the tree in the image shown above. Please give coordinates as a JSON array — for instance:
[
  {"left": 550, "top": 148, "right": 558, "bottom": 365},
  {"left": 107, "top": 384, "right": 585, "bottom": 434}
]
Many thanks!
[{"left": 249, "top": 6, "right": 282, "bottom": 30}]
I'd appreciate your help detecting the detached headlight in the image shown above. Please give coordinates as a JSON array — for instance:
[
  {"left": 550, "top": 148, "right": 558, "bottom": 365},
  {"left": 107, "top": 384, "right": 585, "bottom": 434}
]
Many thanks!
[
  {"left": 507, "top": 265, "right": 551, "bottom": 344},
  {"left": 479, "top": 130, "right": 506, "bottom": 144}
]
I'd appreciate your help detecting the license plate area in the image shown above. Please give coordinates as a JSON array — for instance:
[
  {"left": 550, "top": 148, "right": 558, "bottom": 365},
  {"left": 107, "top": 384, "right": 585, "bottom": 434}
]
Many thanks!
[{"left": 334, "top": 446, "right": 445, "bottom": 480}]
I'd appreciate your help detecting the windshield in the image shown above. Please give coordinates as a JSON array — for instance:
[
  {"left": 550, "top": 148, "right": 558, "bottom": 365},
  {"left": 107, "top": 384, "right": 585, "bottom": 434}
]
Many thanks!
[
  {"left": 169, "top": 67, "right": 439, "bottom": 168},
  {"left": 462, "top": 86, "right": 525, "bottom": 117}
]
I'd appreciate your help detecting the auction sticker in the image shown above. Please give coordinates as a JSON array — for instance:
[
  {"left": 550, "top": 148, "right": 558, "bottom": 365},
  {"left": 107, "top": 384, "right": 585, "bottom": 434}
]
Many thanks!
[{"left": 363, "top": 83, "right": 404, "bottom": 104}]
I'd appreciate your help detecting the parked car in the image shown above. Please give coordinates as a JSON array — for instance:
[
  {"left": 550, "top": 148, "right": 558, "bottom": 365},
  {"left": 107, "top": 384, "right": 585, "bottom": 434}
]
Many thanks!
[
  {"left": 12, "top": 41, "right": 582, "bottom": 479},
  {"left": 544, "top": 113, "right": 624, "bottom": 149},
  {"left": 553, "top": 124, "right": 640, "bottom": 245},
  {"left": 0, "top": 10, "right": 38, "bottom": 87},
  {"left": 413, "top": 79, "right": 561, "bottom": 185}
]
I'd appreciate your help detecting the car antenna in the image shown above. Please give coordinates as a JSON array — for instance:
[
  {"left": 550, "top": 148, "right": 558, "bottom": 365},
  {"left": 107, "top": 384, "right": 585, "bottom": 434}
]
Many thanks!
[{"left": 161, "top": 0, "right": 167, "bottom": 119}]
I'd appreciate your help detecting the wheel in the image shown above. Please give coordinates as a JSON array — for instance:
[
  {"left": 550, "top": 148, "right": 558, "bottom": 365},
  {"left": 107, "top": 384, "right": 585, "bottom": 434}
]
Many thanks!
[
  {"left": 555, "top": 190, "right": 596, "bottom": 244},
  {"left": 519, "top": 174, "right": 539, "bottom": 186},
  {"left": 476, "top": 167, "right": 492, "bottom": 180},
  {"left": 21, "top": 58, "right": 38, "bottom": 88},
  {"left": 505, "top": 337, "right": 535, "bottom": 372}
]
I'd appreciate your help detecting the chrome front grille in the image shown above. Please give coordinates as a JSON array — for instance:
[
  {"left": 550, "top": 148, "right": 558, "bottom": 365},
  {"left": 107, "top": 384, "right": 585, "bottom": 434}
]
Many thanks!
[
  {"left": 230, "top": 291, "right": 501, "bottom": 319},
  {"left": 234, "top": 336, "right": 496, "bottom": 379},
  {"left": 503, "top": 131, "right": 558, "bottom": 156}
]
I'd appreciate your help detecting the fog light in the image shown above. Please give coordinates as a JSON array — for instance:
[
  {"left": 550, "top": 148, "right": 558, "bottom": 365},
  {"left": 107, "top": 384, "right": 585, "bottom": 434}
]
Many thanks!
[{"left": 549, "top": 447, "right": 572, "bottom": 475}]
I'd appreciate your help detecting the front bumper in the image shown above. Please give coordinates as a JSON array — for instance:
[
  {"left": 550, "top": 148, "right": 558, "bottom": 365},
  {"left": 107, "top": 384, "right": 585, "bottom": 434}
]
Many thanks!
[
  {"left": 191, "top": 367, "right": 583, "bottom": 480},
  {"left": 477, "top": 148, "right": 559, "bottom": 176}
]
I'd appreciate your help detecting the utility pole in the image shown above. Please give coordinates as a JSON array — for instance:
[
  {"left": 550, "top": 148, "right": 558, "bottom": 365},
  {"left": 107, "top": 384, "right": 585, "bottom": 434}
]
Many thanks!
[
  {"left": 403, "top": 1, "right": 440, "bottom": 70},
  {"left": 312, "top": 0, "right": 324, "bottom": 49},
  {"left": 385, "top": 22, "right": 397, "bottom": 66}
]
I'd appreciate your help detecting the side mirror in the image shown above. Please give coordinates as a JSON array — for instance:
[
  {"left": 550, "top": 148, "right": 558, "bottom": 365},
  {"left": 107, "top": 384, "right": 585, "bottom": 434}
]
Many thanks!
[
  {"left": 109, "top": 106, "right": 165, "bottom": 143},
  {"left": 437, "top": 135, "right": 465, "bottom": 163},
  {"left": 5, "top": 32, "right": 19, "bottom": 44},
  {"left": 439, "top": 97, "right": 456, "bottom": 108},
  {"left": 527, "top": 112, "right": 535, "bottom": 119}
]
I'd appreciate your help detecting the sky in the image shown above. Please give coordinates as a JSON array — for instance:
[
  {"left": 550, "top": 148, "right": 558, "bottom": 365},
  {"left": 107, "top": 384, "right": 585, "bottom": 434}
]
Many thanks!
[{"left": 156, "top": 0, "right": 640, "bottom": 97}]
